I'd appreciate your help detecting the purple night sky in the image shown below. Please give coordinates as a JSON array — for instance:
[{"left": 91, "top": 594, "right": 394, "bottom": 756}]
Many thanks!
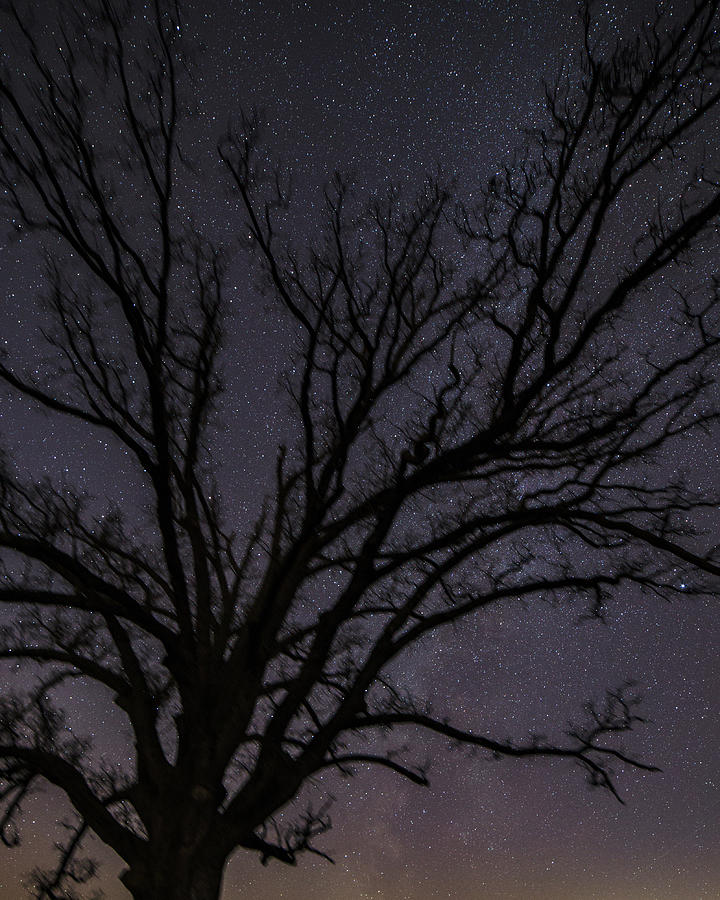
[{"left": 1, "top": 1, "right": 719, "bottom": 897}]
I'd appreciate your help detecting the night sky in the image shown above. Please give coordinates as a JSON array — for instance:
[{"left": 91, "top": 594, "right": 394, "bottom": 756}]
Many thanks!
[{"left": 1, "top": 0, "right": 719, "bottom": 898}]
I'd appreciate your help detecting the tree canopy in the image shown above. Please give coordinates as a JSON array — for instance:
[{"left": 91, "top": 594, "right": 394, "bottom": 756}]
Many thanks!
[{"left": 1, "top": 1, "right": 719, "bottom": 898}]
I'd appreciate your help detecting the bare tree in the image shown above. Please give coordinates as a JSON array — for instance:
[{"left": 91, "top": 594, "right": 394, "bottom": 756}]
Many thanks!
[{"left": 1, "top": 1, "right": 719, "bottom": 897}]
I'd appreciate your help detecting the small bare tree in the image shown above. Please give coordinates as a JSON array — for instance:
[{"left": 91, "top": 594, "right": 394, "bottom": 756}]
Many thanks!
[{"left": 1, "top": 1, "right": 719, "bottom": 897}]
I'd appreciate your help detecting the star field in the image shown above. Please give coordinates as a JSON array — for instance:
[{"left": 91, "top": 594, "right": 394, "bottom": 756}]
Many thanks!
[{"left": 0, "top": 1, "right": 719, "bottom": 898}]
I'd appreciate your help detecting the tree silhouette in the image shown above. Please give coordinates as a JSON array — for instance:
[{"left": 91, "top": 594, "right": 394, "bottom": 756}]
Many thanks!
[{"left": 1, "top": 1, "right": 720, "bottom": 897}]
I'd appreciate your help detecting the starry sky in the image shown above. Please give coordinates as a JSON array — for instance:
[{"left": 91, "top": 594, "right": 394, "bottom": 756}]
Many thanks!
[{"left": 1, "top": 1, "right": 719, "bottom": 898}]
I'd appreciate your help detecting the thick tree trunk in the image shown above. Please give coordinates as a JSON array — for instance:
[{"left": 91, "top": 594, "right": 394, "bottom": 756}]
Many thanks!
[{"left": 120, "top": 848, "right": 227, "bottom": 900}]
